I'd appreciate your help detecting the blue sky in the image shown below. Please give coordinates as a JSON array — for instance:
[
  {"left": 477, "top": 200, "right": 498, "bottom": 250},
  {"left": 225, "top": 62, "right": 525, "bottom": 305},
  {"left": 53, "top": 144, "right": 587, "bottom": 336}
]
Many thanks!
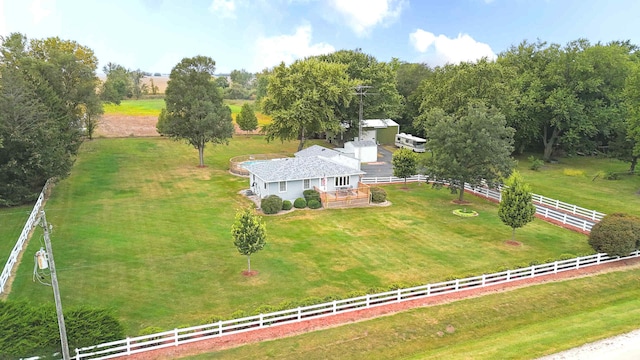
[{"left": 1, "top": 0, "right": 639, "bottom": 74}]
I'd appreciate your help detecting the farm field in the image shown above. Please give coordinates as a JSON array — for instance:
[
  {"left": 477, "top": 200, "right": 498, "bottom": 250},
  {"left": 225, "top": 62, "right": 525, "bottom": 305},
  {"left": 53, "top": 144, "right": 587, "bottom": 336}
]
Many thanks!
[
  {"left": 185, "top": 267, "right": 640, "bottom": 360},
  {"left": 516, "top": 155, "right": 640, "bottom": 216},
  {"left": 6, "top": 136, "right": 591, "bottom": 334}
]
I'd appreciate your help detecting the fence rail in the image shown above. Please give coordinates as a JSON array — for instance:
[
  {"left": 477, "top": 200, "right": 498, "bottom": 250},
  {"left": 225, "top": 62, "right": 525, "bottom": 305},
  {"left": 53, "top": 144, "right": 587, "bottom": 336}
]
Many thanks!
[
  {"left": 0, "top": 182, "right": 49, "bottom": 295},
  {"left": 74, "top": 250, "right": 640, "bottom": 359},
  {"left": 362, "top": 176, "right": 602, "bottom": 232}
]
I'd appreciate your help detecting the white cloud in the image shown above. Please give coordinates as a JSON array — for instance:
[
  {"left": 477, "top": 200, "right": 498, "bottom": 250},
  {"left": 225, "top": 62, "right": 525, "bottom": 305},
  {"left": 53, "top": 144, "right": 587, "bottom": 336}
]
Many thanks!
[
  {"left": 409, "top": 29, "right": 496, "bottom": 65},
  {"left": 209, "top": 0, "right": 236, "bottom": 19},
  {"left": 329, "top": 0, "right": 405, "bottom": 37},
  {"left": 252, "top": 24, "right": 335, "bottom": 71},
  {"left": 29, "top": 0, "right": 55, "bottom": 24}
]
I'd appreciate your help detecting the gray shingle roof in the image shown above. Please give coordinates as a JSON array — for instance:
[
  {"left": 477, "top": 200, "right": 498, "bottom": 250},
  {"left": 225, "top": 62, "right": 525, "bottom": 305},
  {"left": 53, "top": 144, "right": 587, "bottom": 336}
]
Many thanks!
[
  {"left": 244, "top": 156, "right": 364, "bottom": 182},
  {"left": 295, "top": 145, "right": 341, "bottom": 158}
]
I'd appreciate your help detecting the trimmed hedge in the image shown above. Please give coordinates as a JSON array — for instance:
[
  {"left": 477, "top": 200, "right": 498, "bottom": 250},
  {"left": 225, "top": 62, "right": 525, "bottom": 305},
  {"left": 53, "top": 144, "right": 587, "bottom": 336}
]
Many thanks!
[
  {"left": 261, "top": 195, "right": 283, "bottom": 214},
  {"left": 0, "top": 301, "right": 124, "bottom": 358},
  {"left": 370, "top": 187, "right": 387, "bottom": 203},
  {"left": 293, "top": 197, "right": 307, "bottom": 209},
  {"left": 303, "top": 189, "right": 321, "bottom": 203},
  {"left": 308, "top": 199, "right": 322, "bottom": 209},
  {"left": 282, "top": 200, "right": 293, "bottom": 210},
  {"left": 588, "top": 213, "right": 640, "bottom": 257}
]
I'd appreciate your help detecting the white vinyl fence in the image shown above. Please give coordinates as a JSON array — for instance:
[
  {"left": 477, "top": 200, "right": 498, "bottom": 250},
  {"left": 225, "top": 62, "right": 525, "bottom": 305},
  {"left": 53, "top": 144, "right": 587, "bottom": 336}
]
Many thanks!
[
  {"left": 362, "top": 176, "right": 603, "bottom": 232},
  {"left": 74, "top": 250, "right": 640, "bottom": 359},
  {"left": 0, "top": 182, "right": 48, "bottom": 295}
]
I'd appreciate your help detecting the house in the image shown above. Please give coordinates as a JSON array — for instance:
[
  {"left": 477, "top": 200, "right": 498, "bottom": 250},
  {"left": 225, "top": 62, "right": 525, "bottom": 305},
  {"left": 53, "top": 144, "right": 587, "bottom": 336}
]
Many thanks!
[{"left": 243, "top": 145, "right": 366, "bottom": 203}]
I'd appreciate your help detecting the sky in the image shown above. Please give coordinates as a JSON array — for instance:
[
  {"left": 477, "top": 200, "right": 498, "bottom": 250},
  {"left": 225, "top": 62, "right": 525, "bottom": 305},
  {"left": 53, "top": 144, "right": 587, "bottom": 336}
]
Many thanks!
[{"left": 1, "top": 0, "right": 640, "bottom": 75}]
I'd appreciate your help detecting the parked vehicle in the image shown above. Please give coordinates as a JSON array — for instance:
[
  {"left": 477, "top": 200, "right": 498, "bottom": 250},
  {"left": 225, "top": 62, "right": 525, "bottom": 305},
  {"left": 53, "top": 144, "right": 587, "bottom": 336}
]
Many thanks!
[{"left": 394, "top": 133, "right": 427, "bottom": 152}]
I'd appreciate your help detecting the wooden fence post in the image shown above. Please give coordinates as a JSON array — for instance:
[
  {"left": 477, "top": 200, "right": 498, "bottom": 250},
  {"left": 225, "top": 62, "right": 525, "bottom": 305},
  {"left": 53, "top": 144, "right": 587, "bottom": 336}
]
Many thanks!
[
  {"left": 126, "top": 337, "right": 131, "bottom": 355},
  {"left": 174, "top": 328, "right": 179, "bottom": 346}
]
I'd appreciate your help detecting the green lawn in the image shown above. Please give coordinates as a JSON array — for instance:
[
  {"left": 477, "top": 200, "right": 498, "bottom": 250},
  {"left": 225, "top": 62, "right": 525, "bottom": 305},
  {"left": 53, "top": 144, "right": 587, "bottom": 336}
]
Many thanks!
[
  {"left": 516, "top": 154, "right": 640, "bottom": 215},
  {"left": 185, "top": 267, "right": 640, "bottom": 360},
  {"left": 0, "top": 206, "right": 33, "bottom": 276},
  {"left": 7, "top": 137, "right": 590, "bottom": 335}
]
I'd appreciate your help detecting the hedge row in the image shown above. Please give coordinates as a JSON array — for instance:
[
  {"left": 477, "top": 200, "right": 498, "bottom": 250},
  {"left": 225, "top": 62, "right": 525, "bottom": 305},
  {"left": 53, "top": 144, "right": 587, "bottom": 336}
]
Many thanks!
[{"left": 0, "top": 301, "right": 124, "bottom": 358}]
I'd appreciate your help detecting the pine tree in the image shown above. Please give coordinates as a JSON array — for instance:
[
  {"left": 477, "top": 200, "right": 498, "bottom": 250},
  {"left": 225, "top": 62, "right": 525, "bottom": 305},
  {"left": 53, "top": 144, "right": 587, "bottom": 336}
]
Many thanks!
[
  {"left": 231, "top": 208, "right": 267, "bottom": 273},
  {"left": 236, "top": 103, "right": 258, "bottom": 135},
  {"left": 498, "top": 171, "right": 537, "bottom": 240}
]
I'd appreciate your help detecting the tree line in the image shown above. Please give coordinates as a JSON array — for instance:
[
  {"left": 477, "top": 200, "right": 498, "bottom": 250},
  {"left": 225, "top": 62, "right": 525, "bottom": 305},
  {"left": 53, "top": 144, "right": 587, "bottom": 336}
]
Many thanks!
[{"left": 0, "top": 33, "right": 101, "bottom": 206}]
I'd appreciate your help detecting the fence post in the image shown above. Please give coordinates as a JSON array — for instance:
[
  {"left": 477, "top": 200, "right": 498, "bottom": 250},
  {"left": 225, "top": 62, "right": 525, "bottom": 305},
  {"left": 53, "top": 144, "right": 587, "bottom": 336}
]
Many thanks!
[
  {"left": 506, "top": 269, "right": 511, "bottom": 281},
  {"left": 174, "top": 328, "right": 179, "bottom": 346},
  {"left": 555, "top": 199, "right": 559, "bottom": 209},
  {"left": 562, "top": 213, "right": 567, "bottom": 224},
  {"left": 554, "top": 261, "right": 558, "bottom": 274},
  {"left": 544, "top": 208, "right": 549, "bottom": 218},
  {"left": 366, "top": 294, "right": 370, "bottom": 307},
  {"left": 75, "top": 348, "right": 80, "bottom": 360},
  {"left": 481, "top": 274, "right": 486, "bottom": 286},
  {"left": 592, "top": 210, "right": 597, "bottom": 220},
  {"left": 597, "top": 253, "right": 601, "bottom": 264},
  {"left": 218, "top": 321, "right": 222, "bottom": 335},
  {"left": 427, "top": 284, "right": 431, "bottom": 296},
  {"left": 572, "top": 204, "right": 577, "bottom": 214},
  {"left": 333, "top": 300, "right": 337, "bottom": 313},
  {"left": 576, "top": 257, "right": 580, "bottom": 270},
  {"left": 397, "top": 289, "right": 401, "bottom": 302},
  {"left": 126, "top": 337, "right": 131, "bottom": 355},
  {"left": 297, "top": 307, "right": 302, "bottom": 320},
  {"left": 260, "top": 314, "right": 264, "bottom": 327},
  {"left": 455, "top": 279, "right": 459, "bottom": 290}
]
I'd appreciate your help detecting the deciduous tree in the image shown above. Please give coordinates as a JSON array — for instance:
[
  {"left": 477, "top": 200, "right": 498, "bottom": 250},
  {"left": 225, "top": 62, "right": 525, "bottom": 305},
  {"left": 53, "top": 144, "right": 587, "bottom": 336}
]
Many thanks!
[
  {"left": 392, "top": 148, "right": 418, "bottom": 185},
  {"left": 157, "top": 56, "right": 233, "bottom": 167},
  {"left": 231, "top": 208, "right": 267, "bottom": 273},
  {"left": 262, "top": 58, "right": 356, "bottom": 151},
  {"left": 498, "top": 171, "right": 537, "bottom": 240},
  {"left": 236, "top": 103, "right": 258, "bottom": 135},
  {"left": 418, "top": 102, "right": 515, "bottom": 202}
]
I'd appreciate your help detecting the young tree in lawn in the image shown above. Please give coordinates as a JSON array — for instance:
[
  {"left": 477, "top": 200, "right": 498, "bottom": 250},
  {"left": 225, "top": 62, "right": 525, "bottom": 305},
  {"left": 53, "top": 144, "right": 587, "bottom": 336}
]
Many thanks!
[
  {"left": 157, "top": 56, "right": 234, "bottom": 167},
  {"left": 392, "top": 148, "right": 418, "bottom": 185},
  {"left": 498, "top": 171, "right": 536, "bottom": 241},
  {"left": 231, "top": 208, "right": 267, "bottom": 274},
  {"left": 417, "top": 102, "right": 515, "bottom": 202},
  {"left": 236, "top": 103, "right": 258, "bottom": 135},
  {"left": 262, "top": 58, "right": 356, "bottom": 151}
]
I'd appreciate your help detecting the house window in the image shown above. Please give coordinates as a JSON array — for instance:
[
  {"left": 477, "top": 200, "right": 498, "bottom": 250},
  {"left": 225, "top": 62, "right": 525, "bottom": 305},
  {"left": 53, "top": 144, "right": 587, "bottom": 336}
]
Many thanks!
[
  {"left": 252, "top": 175, "right": 255, "bottom": 182},
  {"left": 303, "top": 179, "right": 310, "bottom": 189},
  {"left": 335, "top": 176, "right": 350, "bottom": 187},
  {"left": 279, "top": 181, "right": 287, "bottom": 192},
  {"left": 264, "top": 183, "right": 267, "bottom": 189}
]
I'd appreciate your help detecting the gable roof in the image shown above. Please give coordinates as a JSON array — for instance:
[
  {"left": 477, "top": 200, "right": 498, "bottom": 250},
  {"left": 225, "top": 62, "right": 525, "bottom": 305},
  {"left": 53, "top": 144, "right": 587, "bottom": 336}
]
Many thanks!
[
  {"left": 295, "top": 145, "right": 341, "bottom": 158},
  {"left": 362, "top": 119, "right": 399, "bottom": 129},
  {"left": 244, "top": 156, "right": 364, "bottom": 182}
]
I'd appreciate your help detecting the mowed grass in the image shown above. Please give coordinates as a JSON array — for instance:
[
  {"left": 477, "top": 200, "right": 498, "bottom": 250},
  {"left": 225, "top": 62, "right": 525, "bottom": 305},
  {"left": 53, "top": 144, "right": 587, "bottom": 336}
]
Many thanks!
[
  {"left": 0, "top": 206, "right": 34, "bottom": 276},
  {"left": 185, "top": 267, "right": 640, "bottom": 360},
  {"left": 516, "top": 154, "right": 640, "bottom": 215},
  {"left": 7, "top": 137, "right": 590, "bottom": 334}
]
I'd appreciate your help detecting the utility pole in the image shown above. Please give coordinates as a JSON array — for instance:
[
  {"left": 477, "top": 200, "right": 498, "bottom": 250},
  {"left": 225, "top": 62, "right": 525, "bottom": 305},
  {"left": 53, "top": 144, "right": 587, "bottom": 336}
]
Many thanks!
[
  {"left": 40, "top": 211, "right": 70, "bottom": 360},
  {"left": 354, "top": 85, "right": 372, "bottom": 141}
]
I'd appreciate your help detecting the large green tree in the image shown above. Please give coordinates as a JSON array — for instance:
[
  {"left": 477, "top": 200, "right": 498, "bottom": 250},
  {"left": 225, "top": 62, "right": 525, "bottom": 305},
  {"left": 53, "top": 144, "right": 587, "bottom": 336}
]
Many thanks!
[
  {"left": 498, "top": 171, "right": 537, "bottom": 241},
  {"left": 418, "top": 102, "right": 515, "bottom": 202},
  {"left": 157, "top": 56, "right": 234, "bottom": 167},
  {"left": 262, "top": 58, "right": 356, "bottom": 151},
  {"left": 620, "top": 54, "right": 640, "bottom": 172},
  {"left": 315, "top": 50, "right": 403, "bottom": 139},
  {"left": 100, "top": 62, "right": 132, "bottom": 104},
  {"left": 395, "top": 61, "right": 432, "bottom": 136},
  {"left": 0, "top": 33, "right": 100, "bottom": 205},
  {"left": 231, "top": 208, "right": 267, "bottom": 273}
]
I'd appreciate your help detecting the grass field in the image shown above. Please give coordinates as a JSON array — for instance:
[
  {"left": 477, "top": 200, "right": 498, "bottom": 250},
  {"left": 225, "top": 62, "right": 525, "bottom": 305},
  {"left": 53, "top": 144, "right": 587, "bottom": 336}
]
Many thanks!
[
  {"left": 185, "top": 267, "right": 640, "bottom": 360},
  {"left": 516, "top": 154, "right": 640, "bottom": 215},
  {"left": 103, "top": 98, "right": 272, "bottom": 126},
  {"left": 0, "top": 206, "right": 33, "bottom": 275},
  {"left": 6, "top": 137, "right": 590, "bottom": 334}
]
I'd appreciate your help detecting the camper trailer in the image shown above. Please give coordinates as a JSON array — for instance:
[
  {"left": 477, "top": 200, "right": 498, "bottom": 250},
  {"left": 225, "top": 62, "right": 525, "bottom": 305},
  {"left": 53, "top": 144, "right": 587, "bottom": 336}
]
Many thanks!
[{"left": 395, "top": 133, "right": 427, "bottom": 153}]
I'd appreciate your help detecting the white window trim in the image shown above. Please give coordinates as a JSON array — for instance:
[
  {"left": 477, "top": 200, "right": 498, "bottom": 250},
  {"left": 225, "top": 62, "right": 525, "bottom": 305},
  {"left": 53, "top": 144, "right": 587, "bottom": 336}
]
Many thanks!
[
  {"left": 303, "top": 179, "right": 310, "bottom": 189},
  {"left": 279, "top": 181, "right": 287, "bottom": 192}
]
